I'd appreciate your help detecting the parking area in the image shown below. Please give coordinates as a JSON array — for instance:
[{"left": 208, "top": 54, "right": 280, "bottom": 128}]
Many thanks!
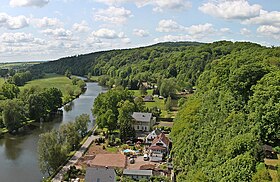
[{"left": 127, "top": 155, "right": 161, "bottom": 170}]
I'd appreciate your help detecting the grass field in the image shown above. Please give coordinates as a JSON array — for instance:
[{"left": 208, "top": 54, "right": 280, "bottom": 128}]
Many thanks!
[
  {"left": 21, "top": 74, "right": 80, "bottom": 101},
  {"left": 265, "top": 155, "right": 280, "bottom": 182},
  {"left": 132, "top": 89, "right": 177, "bottom": 118}
]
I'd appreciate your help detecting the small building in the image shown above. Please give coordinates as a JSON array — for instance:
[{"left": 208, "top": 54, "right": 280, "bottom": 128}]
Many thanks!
[
  {"left": 85, "top": 167, "right": 116, "bottom": 182},
  {"left": 132, "top": 112, "right": 156, "bottom": 131},
  {"left": 145, "top": 129, "right": 162, "bottom": 144},
  {"left": 149, "top": 133, "right": 170, "bottom": 155},
  {"left": 263, "top": 144, "right": 276, "bottom": 159},
  {"left": 143, "top": 95, "right": 154, "bottom": 102},
  {"left": 123, "top": 169, "right": 153, "bottom": 181}
]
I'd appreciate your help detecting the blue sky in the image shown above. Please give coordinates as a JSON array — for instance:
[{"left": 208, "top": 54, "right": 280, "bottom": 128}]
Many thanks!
[{"left": 0, "top": 0, "right": 280, "bottom": 62}]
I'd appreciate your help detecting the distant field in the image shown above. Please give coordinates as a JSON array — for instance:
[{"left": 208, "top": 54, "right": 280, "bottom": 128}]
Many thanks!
[
  {"left": 0, "top": 62, "right": 41, "bottom": 69},
  {"left": 21, "top": 74, "right": 80, "bottom": 97}
]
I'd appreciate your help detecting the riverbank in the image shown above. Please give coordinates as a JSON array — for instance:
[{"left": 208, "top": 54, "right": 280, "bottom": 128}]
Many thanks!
[{"left": 51, "top": 126, "right": 100, "bottom": 182}]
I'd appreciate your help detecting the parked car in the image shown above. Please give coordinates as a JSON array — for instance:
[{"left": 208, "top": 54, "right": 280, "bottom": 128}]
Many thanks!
[
  {"left": 129, "top": 158, "right": 135, "bottom": 164},
  {"left": 144, "top": 154, "right": 149, "bottom": 161}
]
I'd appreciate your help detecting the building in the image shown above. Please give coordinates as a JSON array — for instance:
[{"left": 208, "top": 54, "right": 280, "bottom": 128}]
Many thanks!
[
  {"left": 132, "top": 112, "right": 156, "bottom": 131},
  {"left": 143, "top": 95, "right": 154, "bottom": 102},
  {"left": 149, "top": 133, "right": 170, "bottom": 155},
  {"left": 145, "top": 129, "right": 162, "bottom": 144},
  {"left": 123, "top": 169, "right": 153, "bottom": 181},
  {"left": 85, "top": 167, "right": 116, "bottom": 182}
]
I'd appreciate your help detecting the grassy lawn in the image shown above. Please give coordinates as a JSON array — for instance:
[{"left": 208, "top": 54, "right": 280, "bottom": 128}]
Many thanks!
[
  {"left": 106, "top": 146, "right": 119, "bottom": 153},
  {"left": 265, "top": 154, "right": 280, "bottom": 182},
  {"left": 20, "top": 74, "right": 80, "bottom": 98},
  {"left": 133, "top": 89, "right": 177, "bottom": 118}
]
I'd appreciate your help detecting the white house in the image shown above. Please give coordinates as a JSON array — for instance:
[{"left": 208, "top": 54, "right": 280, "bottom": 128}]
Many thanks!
[
  {"left": 132, "top": 112, "right": 156, "bottom": 131},
  {"left": 149, "top": 133, "right": 170, "bottom": 155},
  {"left": 123, "top": 169, "right": 153, "bottom": 181},
  {"left": 145, "top": 129, "right": 162, "bottom": 144}
]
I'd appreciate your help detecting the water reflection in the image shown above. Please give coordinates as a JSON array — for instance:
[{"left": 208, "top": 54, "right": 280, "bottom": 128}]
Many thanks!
[{"left": 4, "top": 136, "right": 23, "bottom": 160}]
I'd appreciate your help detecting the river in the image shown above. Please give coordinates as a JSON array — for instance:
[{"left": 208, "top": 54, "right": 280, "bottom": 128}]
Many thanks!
[{"left": 0, "top": 82, "right": 106, "bottom": 182}]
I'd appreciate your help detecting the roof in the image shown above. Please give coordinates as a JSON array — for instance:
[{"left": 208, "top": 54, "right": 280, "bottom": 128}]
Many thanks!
[
  {"left": 123, "top": 169, "right": 153, "bottom": 176},
  {"left": 90, "top": 154, "right": 126, "bottom": 169},
  {"left": 263, "top": 144, "right": 274, "bottom": 152},
  {"left": 149, "top": 145, "right": 166, "bottom": 150},
  {"left": 132, "top": 112, "right": 152, "bottom": 122},
  {"left": 151, "top": 133, "right": 170, "bottom": 146},
  {"left": 143, "top": 95, "right": 154, "bottom": 102},
  {"left": 85, "top": 167, "right": 116, "bottom": 182},
  {"left": 140, "top": 164, "right": 156, "bottom": 170}
]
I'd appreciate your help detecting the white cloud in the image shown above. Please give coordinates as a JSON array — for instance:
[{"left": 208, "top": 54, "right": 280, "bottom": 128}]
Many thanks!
[
  {"left": 95, "top": 0, "right": 191, "bottom": 12},
  {"left": 156, "top": 19, "right": 185, "bottom": 32},
  {"left": 94, "top": 6, "right": 132, "bottom": 24},
  {"left": 1, "top": 32, "right": 34, "bottom": 43},
  {"left": 10, "top": 0, "right": 49, "bottom": 7},
  {"left": 154, "top": 35, "right": 191, "bottom": 42},
  {"left": 72, "top": 20, "right": 90, "bottom": 32},
  {"left": 243, "top": 10, "right": 280, "bottom": 27},
  {"left": 42, "top": 28, "right": 73, "bottom": 40},
  {"left": 186, "top": 23, "right": 214, "bottom": 36},
  {"left": 32, "top": 17, "right": 62, "bottom": 28},
  {"left": 220, "top": 27, "right": 231, "bottom": 33},
  {"left": 199, "top": 0, "right": 261, "bottom": 20},
  {"left": 240, "top": 28, "right": 251, "bottom": 35},
  {"left": 92, "top": 28, "right": 128, "bottom": 40},
  {"left": 133, "top": 29, "right": 149, "bottom": 37},
  {"left": 257, "top": 25, "right": 280, "bottom": 40},
  {"left": 0, "top": 13, "right": 29, "bottom": 29},
  {"left": 156, "top": 20, "right": 214, "bottom": 39}
]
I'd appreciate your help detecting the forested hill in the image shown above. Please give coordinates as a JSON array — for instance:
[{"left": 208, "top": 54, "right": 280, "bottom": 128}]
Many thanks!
[
  {"left": 171, "top": 43, "right": 280, "bottom": 181},
  {"left": 29, "top": 41, "right": 280, "bottom": 180}
]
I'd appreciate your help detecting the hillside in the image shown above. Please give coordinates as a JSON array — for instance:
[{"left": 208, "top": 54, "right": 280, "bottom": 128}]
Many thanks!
[{"left": 29, "top": 41, "right": 280, "bottom": 181}]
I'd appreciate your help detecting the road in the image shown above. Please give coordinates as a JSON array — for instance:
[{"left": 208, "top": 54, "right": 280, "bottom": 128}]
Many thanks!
[{"left": 52, "top": 131, "right": 99, "bottom": 182}]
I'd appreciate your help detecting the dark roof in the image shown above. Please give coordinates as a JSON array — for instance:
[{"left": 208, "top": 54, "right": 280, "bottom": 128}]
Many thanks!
[
  {"left": 123, "top": 169, "right": 153, "bottom": 176},
  {"left": 263, "top": 144, "right": 274, "bottom": 152},
  {"left": 85, "top": 167, "right": 116, "bottom": 182},
  {"left": 132, "top": 112, "right": 152, "bottom": 122},
  {"left": 143, "top": 95, "right": 154, "bottom": 102}
]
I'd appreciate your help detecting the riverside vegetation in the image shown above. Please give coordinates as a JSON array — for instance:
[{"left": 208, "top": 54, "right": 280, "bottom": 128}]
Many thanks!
[{"left": 19, "top": 41, "right": 280, "bottom": 180}]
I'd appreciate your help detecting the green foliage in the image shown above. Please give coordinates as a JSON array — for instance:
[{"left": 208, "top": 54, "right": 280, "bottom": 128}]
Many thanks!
[
  {"left": 252, "top": 163, "right": 272, "bottom": 182},
  {"left": 1, "top": 83, "right": 20, "bottom": 99},
  {"left": 165, "top": 96, "right": 172, "bottom": 111},
  {"left": 171, "top": 42, "right": 280, "bottom": 181},
  {"left": 2, "top": 99, "right": 26, "bottom": 132},
  {"left": 74, "top": 114, "right": 90, "bottom": 138},
  {"left": 160, "top": 78, "right": 177, "bottom": 98}
]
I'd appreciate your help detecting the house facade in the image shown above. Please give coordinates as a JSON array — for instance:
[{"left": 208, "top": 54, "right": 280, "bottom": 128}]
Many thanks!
[
  {"left": 145, "top": 129, "right": 162, "bottom": 144},
  {"left": 149, "top": 133, "right": 170, "bottom": 155},
  {"left": 123, "top": 169, "right": 153, "bottom": 181},
  {"left": 132, "top": 112, "right": 156, "bottom": 131}
]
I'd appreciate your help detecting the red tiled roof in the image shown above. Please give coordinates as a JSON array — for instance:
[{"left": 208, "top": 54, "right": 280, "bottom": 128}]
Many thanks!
[
  {"left": 149, "top": 145, "right": 166, "bottom": 150},
  {"left": 151, "top": 133, "right": 170, "bottom": 146}
]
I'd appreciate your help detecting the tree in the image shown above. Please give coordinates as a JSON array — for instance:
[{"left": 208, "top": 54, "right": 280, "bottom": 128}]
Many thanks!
[
  {"left": 2, "top": 99, "right": 26, "bottom": 132},
  {"left": 118, "top": 100, "right": 136, "bottom": 141},
  {"left": 59, "top": 123, "right": 80, "bottom": 151},
  {"left": 65, "top": 69, "right": 72, "bottom": 79},
  {"left": 139, "top": 84, "right": 147, "bottom": 96},
  {"left": 160, "top": 79, "right": 177, "bottom": 98},
  {"left": 27, "top": 93, "right": 47, "bottom": 121},
  {"left": 38, "top": 130, "right": 68, "bottom": 176},
  {"left": 2, "top": 83, "right": 20, "bottom": 99},
  {"left": 74, "top": 114, "right": 90, "bottom": 138},
  {"left": 165, "top": 96, "right": 172, "bottom": 111}
]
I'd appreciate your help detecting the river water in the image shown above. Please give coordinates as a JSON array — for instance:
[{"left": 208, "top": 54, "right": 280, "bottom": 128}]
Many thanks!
[{"left": 0, "top": 82, "right": 106, "bottom": 182}]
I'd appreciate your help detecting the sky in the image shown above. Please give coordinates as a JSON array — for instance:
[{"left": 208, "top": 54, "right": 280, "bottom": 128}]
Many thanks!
[{"left": 0, "top": 0, "right": 280, "bottom": 62}]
